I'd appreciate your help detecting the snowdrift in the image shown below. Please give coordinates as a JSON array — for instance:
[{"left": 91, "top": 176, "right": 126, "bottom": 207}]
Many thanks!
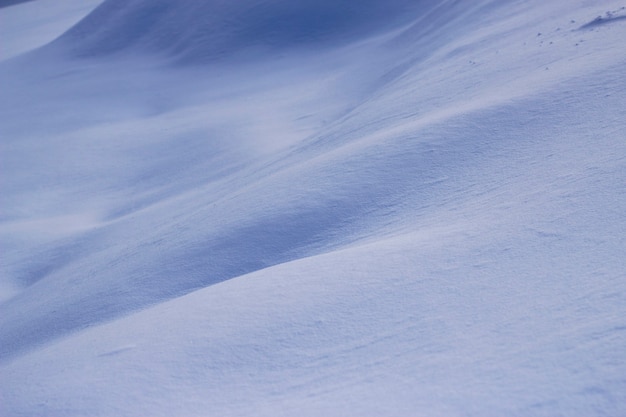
[
  {"left": 1, "top": 0, "right": 626, "bottom": 415},
  {"left": 0, "top": 0, "right": 501, "bottom": 362},
  {"left": 53, "top": 0, "right": 432, "bottom": 62}
]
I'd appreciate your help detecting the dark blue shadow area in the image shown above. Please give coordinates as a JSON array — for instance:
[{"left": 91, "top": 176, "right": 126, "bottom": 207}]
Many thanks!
[
  {"left": 54, "top": 0, "right": 431, "bottom": 62},
  {"left": 0, "top": 0, "right": 34, "bottom": 9}
]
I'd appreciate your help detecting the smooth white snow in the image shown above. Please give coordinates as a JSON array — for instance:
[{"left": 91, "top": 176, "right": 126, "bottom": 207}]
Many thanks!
[
  {"left": 0, "top": 0, "right": 103, "bottom": 61},
  {"left": 1, "top": 0, "right": 625, "bottom": 416}
]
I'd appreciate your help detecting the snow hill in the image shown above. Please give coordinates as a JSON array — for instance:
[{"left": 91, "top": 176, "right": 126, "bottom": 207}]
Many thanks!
[{"left": 1, "top": 0, "right": 625, "bottom": 416}]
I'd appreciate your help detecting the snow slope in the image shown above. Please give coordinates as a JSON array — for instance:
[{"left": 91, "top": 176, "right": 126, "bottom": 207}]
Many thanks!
[
  {"left": 1, "top": 0, "right": 626, "bottom": 415},
  {"left": 52, "top": 0, "right": 427, "bottom": 62},
  {"left": 0, "top": 0, "right": 102, "bottom": 61}
]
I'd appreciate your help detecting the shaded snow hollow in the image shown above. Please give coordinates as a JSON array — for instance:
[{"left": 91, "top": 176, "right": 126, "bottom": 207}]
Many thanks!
[
  {"left": 1, "top": 0, "right": 626, "bottom": 416},
  {"left": 52, "top": 0, "right": 430, "bottom": 62}
]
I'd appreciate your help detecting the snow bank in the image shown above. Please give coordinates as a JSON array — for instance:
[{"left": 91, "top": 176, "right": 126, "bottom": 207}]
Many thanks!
[{"left": 1, "top": 0, "right": 626, "bottom": 415}]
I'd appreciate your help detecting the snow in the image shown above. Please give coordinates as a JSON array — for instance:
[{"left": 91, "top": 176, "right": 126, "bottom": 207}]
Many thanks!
[
  {"left": 0, "top": 0, "right": 103, "bottom": 61},
  {"left": 1, "top": 0, "right": 626, "bottom": 416}
]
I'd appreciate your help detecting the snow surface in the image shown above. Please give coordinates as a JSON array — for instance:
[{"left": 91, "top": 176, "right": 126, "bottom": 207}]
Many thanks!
[
  {"left": 0, "top": 0, "right": 103, "bottom": 61},
  {"left": 1, "top": 0, "right": 626, "bottom": 416}
]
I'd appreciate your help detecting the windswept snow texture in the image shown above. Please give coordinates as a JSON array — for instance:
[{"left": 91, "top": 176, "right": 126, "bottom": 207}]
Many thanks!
[{"left": 1, "top": 0, "right": 626, "bottom": 416}]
